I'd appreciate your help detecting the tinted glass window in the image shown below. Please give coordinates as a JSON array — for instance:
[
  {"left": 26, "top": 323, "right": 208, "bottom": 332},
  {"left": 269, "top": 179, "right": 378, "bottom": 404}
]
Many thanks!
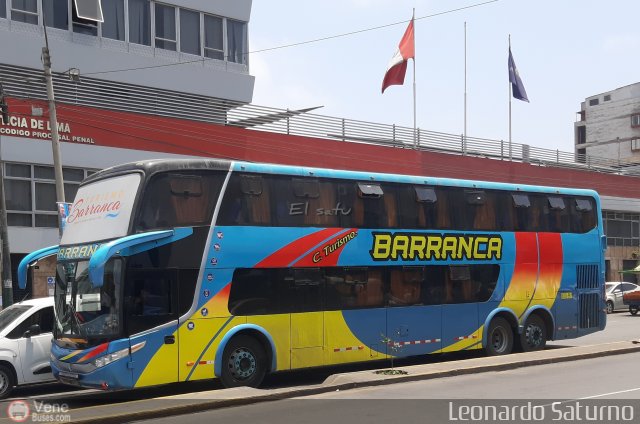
[
  {"left": 155, "top": 3, "right": 176, "bottom": 50},
  {"left": 204, "top": 14, "right": 223, "bottom": 59},
  {"left": 228, "top": 265, "right": 499, "bottom": 315},
  {"left": 136, "top": 171, "right": 225, "bottom": 230}
]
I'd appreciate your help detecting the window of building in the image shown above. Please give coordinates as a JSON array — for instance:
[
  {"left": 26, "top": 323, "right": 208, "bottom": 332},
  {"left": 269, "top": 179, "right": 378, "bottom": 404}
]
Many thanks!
[
  {"left": 43, "top": 0, "right": 68, "bottom": 29},
  {"left": 0, "top": 0, "right": 6, "bottom": 19},
  {"left": 631, "top": 114, "right": 640, "bottom": 128},
  {"left": 589, "top": 98, "right": 599, "bottom": 106},
  {"left": 604, "top": 94, "right": 611, "bottom": 102},
  {"left": 632, "top": 139, "right": 640, "bottom": 152},
  {"left": 72, "top": 0, "right": 98, "bottom": 35},
  {"left": 227, "top": 19, "right": 247, "bottom": 64},
  {"left": 11, "top": 0, "right": 38, "bottom": 24},
  {"left": 180, "top": 8, "right": 200, "bottom": 55},
  {"left": 129, "top": 0, "right": 150, "bottom": 46},
  {"left": 3, "top": 163, "right": 94, "bottom": 228},
  {"left": 154, "top": 3, "right": 176, "bottom": 51},
  {"left": 204, "top": 14, "right": 223, "bottom": 60},
  {"left": 604, "top": 212, "right": 640, "bottom": 247},
  {"left": 102, "top": 0, "right": 125, "bottom": 41}
]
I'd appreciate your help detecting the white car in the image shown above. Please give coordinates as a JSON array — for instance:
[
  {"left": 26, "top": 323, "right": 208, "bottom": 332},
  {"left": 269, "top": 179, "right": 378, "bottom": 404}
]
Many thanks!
[{"left": 0, "top": 297, "right": 55, "bottom": 398}]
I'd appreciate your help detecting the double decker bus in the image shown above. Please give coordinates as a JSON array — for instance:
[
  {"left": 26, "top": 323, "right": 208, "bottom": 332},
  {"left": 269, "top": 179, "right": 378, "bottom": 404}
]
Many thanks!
[{"left": 18, "top": 158, "right": 606, "bottom": 390}]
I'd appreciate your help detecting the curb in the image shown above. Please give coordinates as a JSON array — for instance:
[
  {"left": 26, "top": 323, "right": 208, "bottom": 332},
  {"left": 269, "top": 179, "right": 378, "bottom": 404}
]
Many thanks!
[{"left": 70, "top": 341, "right": 640, "bottom": 424}]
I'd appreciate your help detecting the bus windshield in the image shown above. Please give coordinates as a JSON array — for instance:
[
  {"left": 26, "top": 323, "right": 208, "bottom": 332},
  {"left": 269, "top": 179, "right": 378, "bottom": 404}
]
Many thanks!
[{"left": 54, "top": 259, "right": 122, "bottom": 341}]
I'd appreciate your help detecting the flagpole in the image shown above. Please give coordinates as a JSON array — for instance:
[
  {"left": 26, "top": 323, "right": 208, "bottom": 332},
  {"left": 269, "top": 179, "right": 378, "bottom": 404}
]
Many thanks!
[
  {"left": 412, "top": 8, "right": 417, "bottom": 149},
  {"left": 463, "top": 21, "right": 467, "bottom": 154},
  {"left": 508, "top": 34, "right": 512, "bottom": 160}
]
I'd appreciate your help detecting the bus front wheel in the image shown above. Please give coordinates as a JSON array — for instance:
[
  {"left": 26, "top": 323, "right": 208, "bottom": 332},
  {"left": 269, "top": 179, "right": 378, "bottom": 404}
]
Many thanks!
[
  {"left": 485, "top": 317, "right": 513, "bottom": 356},
  {"left": 519, "top": 314, "right": 547, "bottom": 352},
  {"left": 220, "top": 335, "right": 267, "bottom": 388}
]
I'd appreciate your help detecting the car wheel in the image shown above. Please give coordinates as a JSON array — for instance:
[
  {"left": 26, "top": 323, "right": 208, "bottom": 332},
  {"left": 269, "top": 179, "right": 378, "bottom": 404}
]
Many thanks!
[
  {"left": 485, "top": 317, "right": 513, "bottom": 356},
  {"left": 220, "top": 335, "right": 268, "bottom": 388},
  {"left": 519, "top": 314, "right": 547, "bottom": 352},
  {"left": 0, "top": 365, "right": 16, "bottom": 399},
  {"left": 630, "top": 306, "right": 639, "bottom": 316},
  {"left": 606, "top": 301, "right": 614, "bottom": 314}
]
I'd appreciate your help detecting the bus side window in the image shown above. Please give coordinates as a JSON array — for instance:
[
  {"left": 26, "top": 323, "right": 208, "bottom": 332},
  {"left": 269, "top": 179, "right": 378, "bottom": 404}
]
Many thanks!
[
  {"left": 415, "top": 186, "right": 437, "bottom": 229},
  {"left": 305, "top": 180, "right": 339, "bottom": 227},
  {"left": 336, "top": 182, "right": 357, "bottom": 228},
  {"left": 435, "top": 188, "right": 451, "bottom": 229},
  {"left": 383, "top": 184, "right": 398, "bottom": 228},
  {"left": 511, "top": 192, "right": 530, "bottom": 231},
  {"left": 357, "top": 182, "right": 385, "bottom": 228},
  {"left": 573, "top": 197, "right": 596, "bottom": 233},
  {"left": 356, "top": 268, "right": 384, "bottom": 307},
  {"left": 546, "top": 196, "right": 569, "bottom": 232},
  {"left": 396, "top": 185, "right": 419, "bottom": 228},
  {"left": 529, "top": 195, "right": 546, "bottom": 231},
  {"left": 469, "top": 190, "right": 497, "bottom": 231},
  {"left": 422, "top": 266, "right": 445, "bottom": 305},
  {"left": 241, "top": 175, "right": 271, "bottom": 225},
  {"left": 388, "top": 267, "right": 422, "bottom": 306}
]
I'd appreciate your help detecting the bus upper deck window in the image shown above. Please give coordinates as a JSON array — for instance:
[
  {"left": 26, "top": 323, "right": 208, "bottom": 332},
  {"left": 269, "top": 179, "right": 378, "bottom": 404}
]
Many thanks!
[
  {"left": 465, "top": 190, "right": 486, "bottom": 205},
  {"left": 415, "top": 186, "right": 437, "bottom": 203},
  {"left": 575, "top": 198, "right": 593, "bottom": 212},
  {"left": 511, "top": 193, "right": 531, "bottom": 208},
  {"left": 548, "top": 196, "right": 566, "bottom": 210},
  {"left": 169, "top": 175, "right": 202, "bottom": 197},
  {"left": 240, "top": 175, "right": 263, "bottom": 196},
  {"left": 357, "top": 182, "right": 383, "bottom": 198},
  {"left": 292, "top": 178, "right": 320, "bottom": 198}
]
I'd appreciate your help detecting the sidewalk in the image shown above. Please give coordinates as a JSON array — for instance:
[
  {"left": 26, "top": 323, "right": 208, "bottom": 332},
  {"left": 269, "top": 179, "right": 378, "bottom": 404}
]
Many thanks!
[{"left": 64, "top": 341, "right": 640, "bottom": 423}]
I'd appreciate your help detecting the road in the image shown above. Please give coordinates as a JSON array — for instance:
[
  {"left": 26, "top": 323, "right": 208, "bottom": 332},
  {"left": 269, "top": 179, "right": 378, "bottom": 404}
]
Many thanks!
[
  {"left": 5, "top": 311, "right": 638, "bottom": 404},
  {"left": 128, "top": 352, "right": 640, "bottom": 424}
]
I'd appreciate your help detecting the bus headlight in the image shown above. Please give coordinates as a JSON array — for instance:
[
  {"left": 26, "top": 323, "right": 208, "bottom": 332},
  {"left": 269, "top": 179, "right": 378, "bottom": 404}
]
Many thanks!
[
  {"left": 94, "top": 348, "right": 129, "bottom": 368},
  {"left": 93, "top": 341, "right": 145, "bottom": 368}
]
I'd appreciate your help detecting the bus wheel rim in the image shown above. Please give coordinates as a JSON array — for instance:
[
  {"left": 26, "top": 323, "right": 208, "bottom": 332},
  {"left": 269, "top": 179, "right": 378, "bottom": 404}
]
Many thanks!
[
  {"left": 229, "top": 348, "right": 257, "bottom": 380},
  {"left": 525, "top": 324, "right": 543, "bottom": 348},
  {"left": 491, "top": 327, "right": 507, "bottom": 352}
]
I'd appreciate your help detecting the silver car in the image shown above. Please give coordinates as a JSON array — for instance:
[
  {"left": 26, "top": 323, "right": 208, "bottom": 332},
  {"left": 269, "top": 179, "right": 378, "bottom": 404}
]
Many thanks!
[{"left": 605, "top": 282, "right": 640, "bottom": 313}]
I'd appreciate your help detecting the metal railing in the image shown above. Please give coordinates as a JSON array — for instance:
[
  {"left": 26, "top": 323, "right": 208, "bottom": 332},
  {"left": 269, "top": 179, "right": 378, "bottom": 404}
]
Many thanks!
[{"left": 2, "top": 62, "right": 639, "bottom": 177}]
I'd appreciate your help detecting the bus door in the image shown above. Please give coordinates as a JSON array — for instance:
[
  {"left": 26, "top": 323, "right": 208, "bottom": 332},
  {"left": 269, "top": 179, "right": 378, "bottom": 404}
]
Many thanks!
[
  {"left": 125, "top": 268, "right": 179, "bottom": 387},
  {"left": 289, "top": 269, "right": 325, "bottom": 369},
  {"left": 441, "top": 266, "right": 480, "bottom": 350},
  {"left": 386, "top": 267, "right": 442, "bottom": 355}
]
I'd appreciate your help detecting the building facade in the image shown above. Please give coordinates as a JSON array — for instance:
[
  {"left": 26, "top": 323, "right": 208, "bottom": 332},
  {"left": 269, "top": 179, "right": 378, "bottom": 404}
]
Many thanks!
[
  {"left": 1, "top": 1, "right": 640, "bottom": 301},
  {"left": 575, "top": 83, "right": 640, "bottom": 282}
]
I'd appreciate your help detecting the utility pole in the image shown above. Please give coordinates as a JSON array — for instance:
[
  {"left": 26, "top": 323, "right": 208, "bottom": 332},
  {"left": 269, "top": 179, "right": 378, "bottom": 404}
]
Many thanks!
[
  {"left": 0, "top": 83, "right": 13, "bottom": 307},
  {"left": 42, "top": 20, "right": 66, "bottom": 238}
]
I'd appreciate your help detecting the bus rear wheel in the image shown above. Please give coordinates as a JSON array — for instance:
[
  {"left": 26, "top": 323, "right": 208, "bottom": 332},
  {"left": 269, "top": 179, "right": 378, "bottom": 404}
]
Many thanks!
[
  {"left": 220, "top": 335, "right": 267, "bottom": 388},
  {"left": 485, "top": 317, "right": 513, "bottom": 356},
  {"left": 519, "top": 314, "right": 547, "bottom": 352}
]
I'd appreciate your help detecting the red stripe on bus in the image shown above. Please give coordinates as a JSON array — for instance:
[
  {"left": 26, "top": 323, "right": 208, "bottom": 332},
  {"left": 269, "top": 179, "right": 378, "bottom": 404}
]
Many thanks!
[{"left": 255, "top": 228, "right": 344, "bottom": 268}]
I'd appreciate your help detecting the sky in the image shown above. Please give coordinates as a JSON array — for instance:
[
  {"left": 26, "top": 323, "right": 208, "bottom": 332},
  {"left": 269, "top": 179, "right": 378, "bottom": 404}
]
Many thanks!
[{"left": 248, "top": 0, "right": 640, "bottom": 154}]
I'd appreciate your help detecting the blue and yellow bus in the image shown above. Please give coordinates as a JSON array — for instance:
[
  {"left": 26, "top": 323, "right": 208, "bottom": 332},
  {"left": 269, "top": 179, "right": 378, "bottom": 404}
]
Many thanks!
[{"left": 18, "top": 158, "right": 606, "bottom": 390}]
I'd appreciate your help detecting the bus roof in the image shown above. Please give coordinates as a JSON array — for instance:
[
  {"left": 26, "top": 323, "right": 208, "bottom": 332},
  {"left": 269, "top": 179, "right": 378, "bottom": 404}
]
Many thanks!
[{"left": 82, "top": 158, "right": 599, "bottom": 199}]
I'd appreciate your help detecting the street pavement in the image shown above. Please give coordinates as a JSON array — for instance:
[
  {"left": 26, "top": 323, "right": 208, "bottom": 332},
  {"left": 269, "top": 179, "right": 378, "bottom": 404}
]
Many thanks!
[{"left": 41, "top": 340, "right": 640, "bottom": 424}]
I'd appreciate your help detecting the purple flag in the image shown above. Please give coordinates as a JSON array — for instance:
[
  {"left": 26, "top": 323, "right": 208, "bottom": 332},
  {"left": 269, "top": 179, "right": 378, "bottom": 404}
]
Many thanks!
[{"left": 508, "top": 48, "right": 529, "bottom": 102}]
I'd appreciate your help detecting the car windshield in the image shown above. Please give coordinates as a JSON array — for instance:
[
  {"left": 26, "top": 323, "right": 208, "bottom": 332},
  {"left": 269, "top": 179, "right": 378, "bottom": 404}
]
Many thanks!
[
  {"left": 0, "top": 305, "right": 30, "bottom": 333},
  {"left": 54, "top": 258, "right": 122, "bottom": 340}
]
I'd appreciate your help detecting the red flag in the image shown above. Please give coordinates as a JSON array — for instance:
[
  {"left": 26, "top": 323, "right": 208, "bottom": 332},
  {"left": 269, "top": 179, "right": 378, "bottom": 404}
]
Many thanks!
[{"left": 382, "top": 19, "right": 415, "bottom": 93}]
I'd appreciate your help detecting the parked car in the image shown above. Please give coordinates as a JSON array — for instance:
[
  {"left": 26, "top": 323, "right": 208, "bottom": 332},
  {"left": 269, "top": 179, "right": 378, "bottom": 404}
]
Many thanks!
[
  {"left": 623, "top": 290, "right": 640, "bottom": 315},
  {"left": 605, "top": 282, "right": 640, "bottom": 314},
  {"left": 0, "top": 297, "right": 55, "bottom": 399}
]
